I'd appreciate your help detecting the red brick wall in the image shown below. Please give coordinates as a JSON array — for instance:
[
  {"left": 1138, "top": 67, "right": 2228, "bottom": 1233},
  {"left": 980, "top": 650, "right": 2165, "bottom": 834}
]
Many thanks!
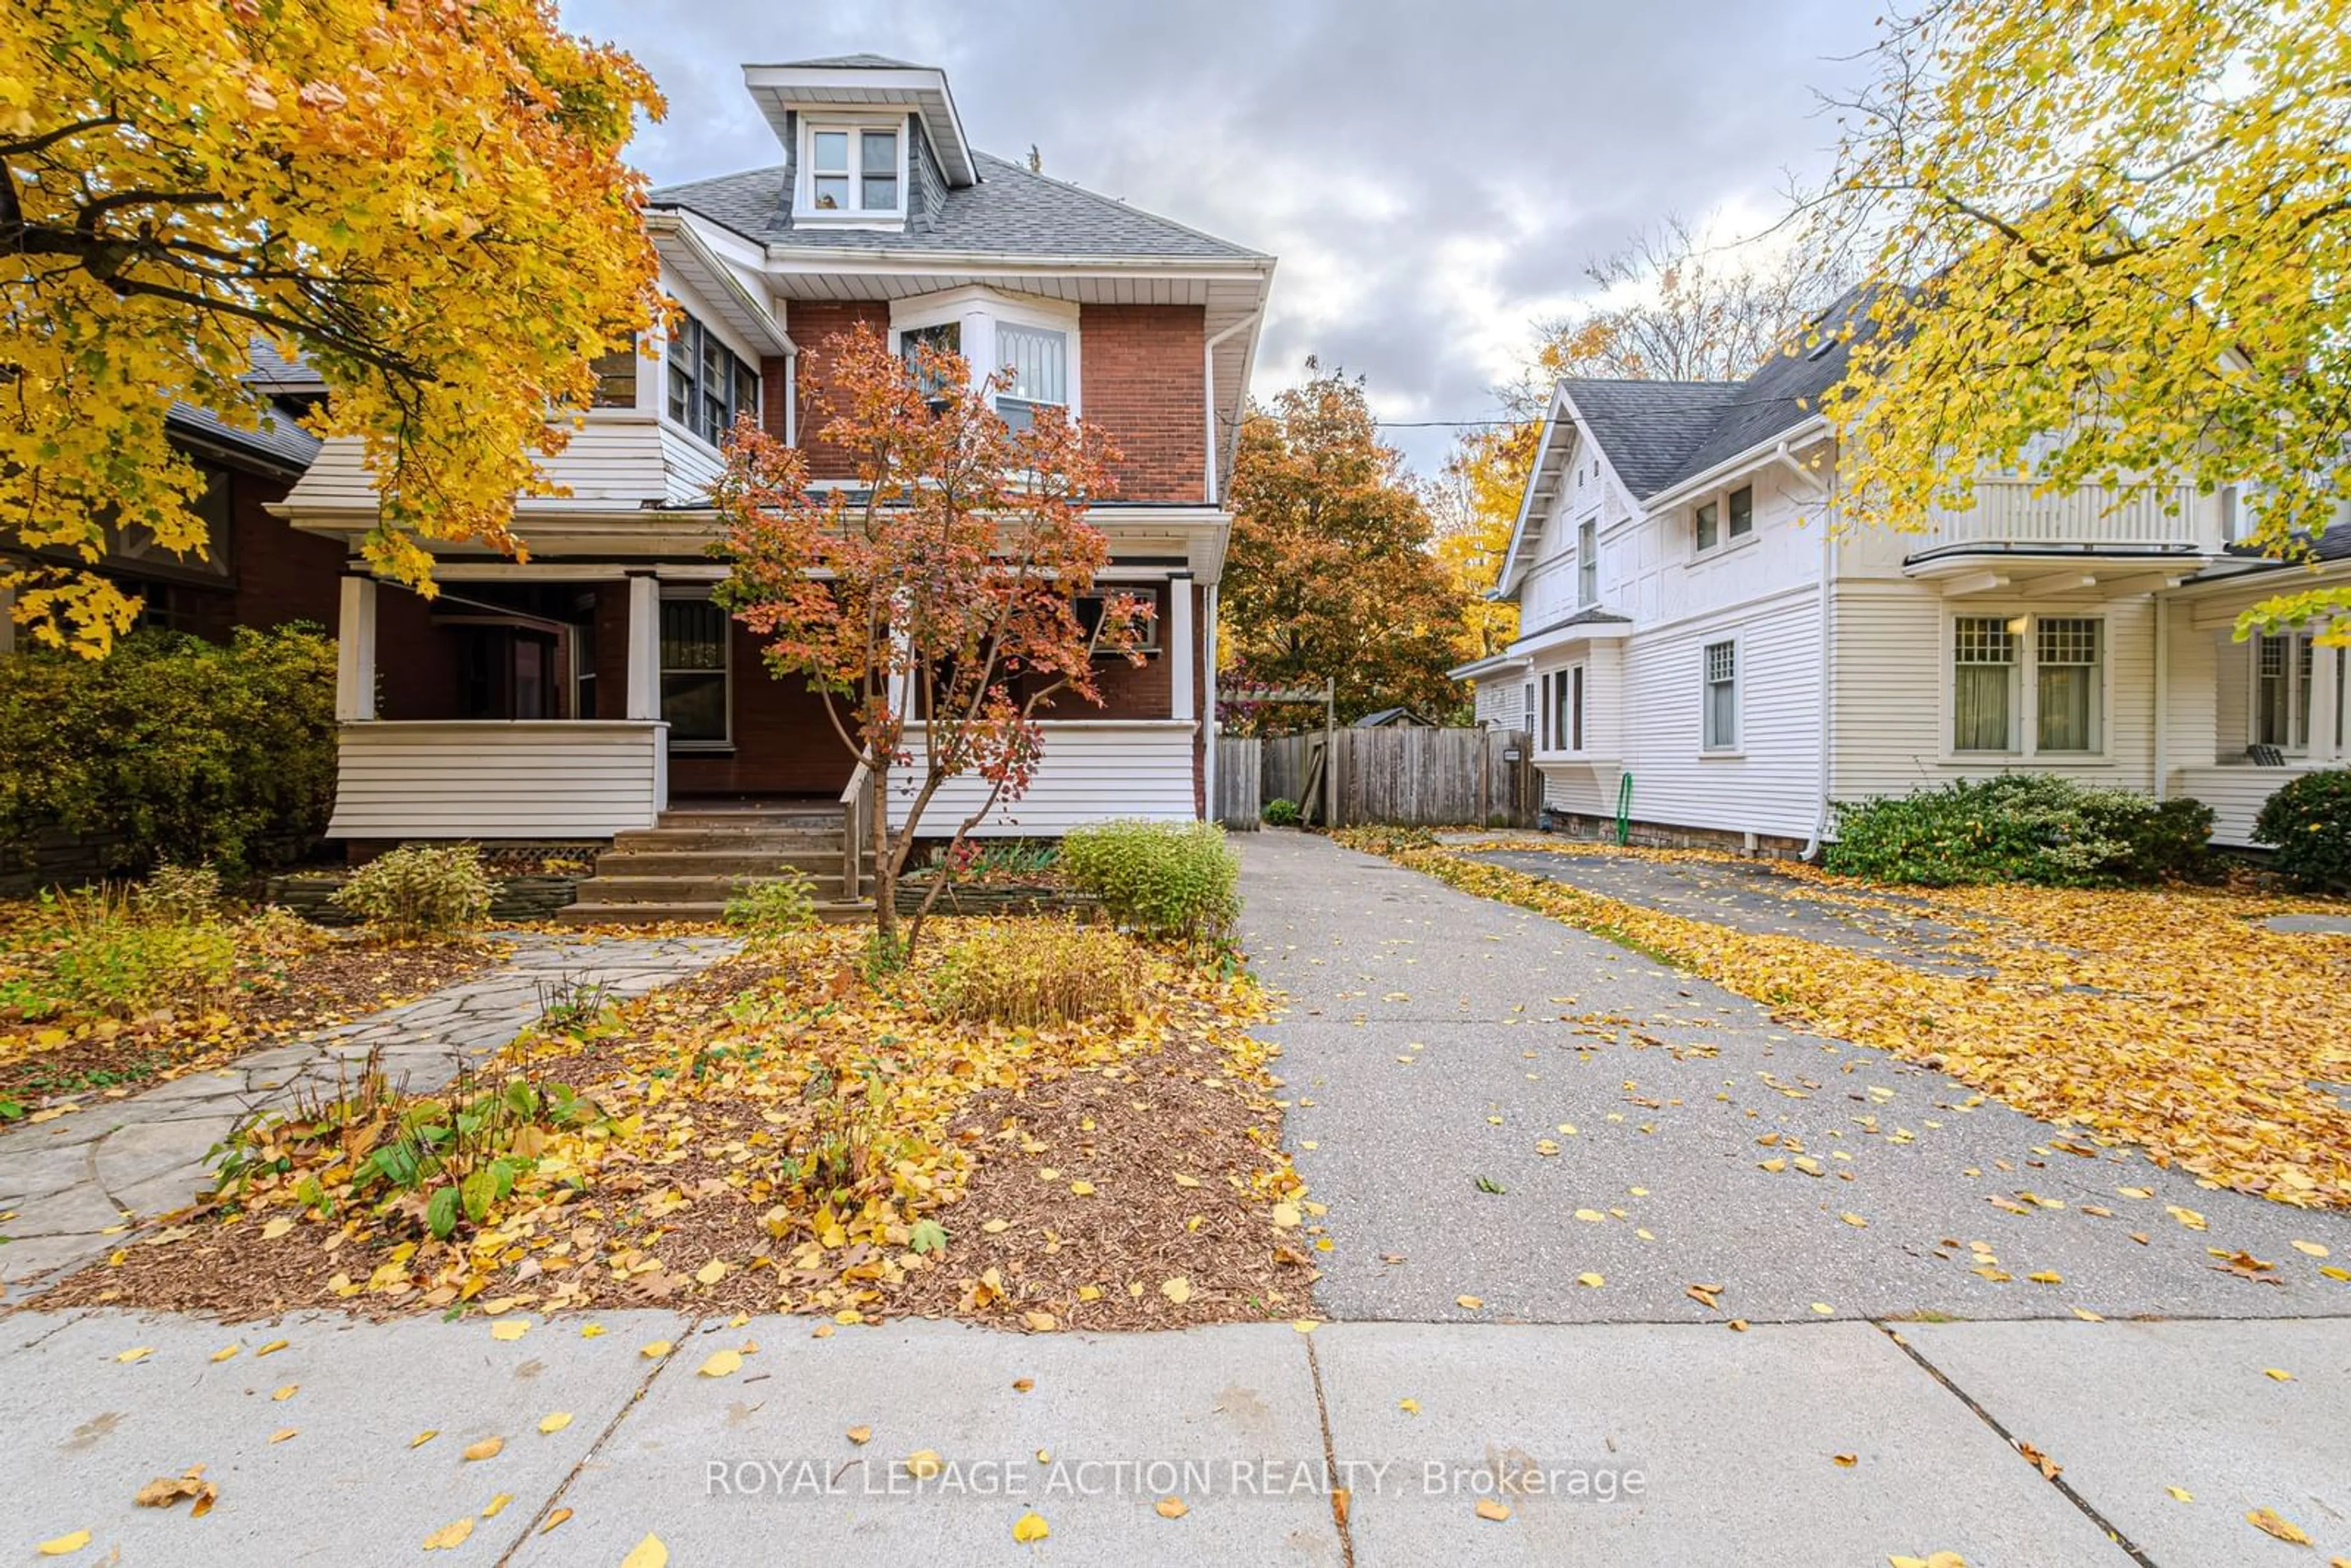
[
  {"left": 792, "top": 302, "right": 891, "bottom": 481},
  {"left": 228, "top": 472, "right": 343, "bottom": 631},
  {"left": 758, "top": 355, "right": 790, "bottom": 440},
  {"left": 1081, "top": 304, "right": 1205, "bottom": 503},
  {"left": 670, "top": 617, "right": 858, "bottom": 798}
]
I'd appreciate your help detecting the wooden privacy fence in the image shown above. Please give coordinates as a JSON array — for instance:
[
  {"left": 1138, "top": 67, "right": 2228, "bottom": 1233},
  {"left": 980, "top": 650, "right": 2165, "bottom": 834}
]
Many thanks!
[{"left": 1218, "top": 727, "right": 1534, "bottom": 830}]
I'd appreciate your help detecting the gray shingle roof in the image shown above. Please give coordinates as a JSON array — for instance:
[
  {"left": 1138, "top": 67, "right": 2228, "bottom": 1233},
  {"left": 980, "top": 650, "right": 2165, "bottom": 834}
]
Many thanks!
[
  {"left": 1564, "top": 287, "right": 1873, "bottom": 500},
  {"left": 768, "top": 53, "right": 922, "bottom": 69},
  {"left": 648, "top": 151, "right": 1267, "bottom": 261},
  {"left": 167, "top": 402, "right": 323, "bottom": 474}
]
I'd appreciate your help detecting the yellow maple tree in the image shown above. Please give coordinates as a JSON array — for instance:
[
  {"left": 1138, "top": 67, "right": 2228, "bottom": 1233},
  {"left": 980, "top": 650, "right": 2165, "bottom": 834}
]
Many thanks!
[
  {"left": 1, "top": 0, "right": 669, "bottom": 653},
  {"left": 1814, "top": 0, "right": 2351, "bottom": 636},
  {"left": 1434, "top": 419, "right": 1537, "bottom": 661}
]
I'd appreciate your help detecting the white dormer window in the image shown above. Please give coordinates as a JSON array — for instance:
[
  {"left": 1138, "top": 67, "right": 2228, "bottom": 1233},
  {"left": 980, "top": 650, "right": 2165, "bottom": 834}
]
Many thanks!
[{"left": 796, "top": 119, "right": 906, "bottom": 222}]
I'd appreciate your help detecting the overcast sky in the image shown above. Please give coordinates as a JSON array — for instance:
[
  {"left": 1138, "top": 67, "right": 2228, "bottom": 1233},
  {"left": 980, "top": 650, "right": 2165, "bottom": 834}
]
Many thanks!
[{"left": 559, "top": 0, "right": 1883, "bottom": 475}]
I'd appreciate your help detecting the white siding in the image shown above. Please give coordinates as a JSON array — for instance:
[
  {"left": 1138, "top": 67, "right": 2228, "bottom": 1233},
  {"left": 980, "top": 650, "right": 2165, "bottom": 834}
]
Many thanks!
[
  {"left": 1473, "top": 679, "right": 1528, "bottom": 729},
  {"left": 2172, "top": 763, "right": 2323, "bottom": 847},
  {"left": 886, "top": 721, "right": 1197, "bottom": 837},
  {"left": 327, "top": 721, "right": 667, "bottom": 839}
]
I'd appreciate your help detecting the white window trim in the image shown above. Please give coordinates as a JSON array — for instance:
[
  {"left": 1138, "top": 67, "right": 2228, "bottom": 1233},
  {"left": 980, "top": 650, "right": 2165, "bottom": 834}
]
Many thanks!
[
  {"left": 2248, "top": 629, "right": 2317, "bottom": 756},
  {"left": 1690, "top": 482, "right": 1761, "bottom": 558},
  {"left": 659, "top": 588, "right": 733, "bottom": 753},
  {"left": 1575, "top": 514, "right": 1600, "bottom": 609},
  {"left": 888, "top": 285, "right": 1082, "bottom": 420},
  {"left": 793, "top": 111, "right": 910, "bottom": 227},
  {"left": 1700, "top": 636, "right": 1741, "bottom": 755},
  {"left": 1940, "top": 607, "right": 2115, "bottom": 764}
]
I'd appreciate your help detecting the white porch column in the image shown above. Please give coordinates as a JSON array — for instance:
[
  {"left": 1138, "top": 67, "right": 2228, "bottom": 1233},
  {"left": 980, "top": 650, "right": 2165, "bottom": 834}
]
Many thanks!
[
  {"left": 624, "top": 572, "right": 660, "bottom": 721},
  {"left": 1167, "top": 572, "right": 1194, "bottom": 722},
  {"left": 2312, "top": 634, "right": 2342, "bottom": 761},
  {"left": 335, "top": 576, "right": 377, "bottom": 721}
]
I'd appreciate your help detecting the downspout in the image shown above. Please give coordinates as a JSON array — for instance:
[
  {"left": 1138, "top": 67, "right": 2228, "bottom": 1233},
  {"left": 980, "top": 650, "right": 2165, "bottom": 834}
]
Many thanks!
[
  {"left": 784, "top": 348, "right": 798, "bottom": 446},
  {"left": 1204, "top": 583, "right": 1220, "bottom": 822},
  {"left": 2153, "top": 594, "right": 2170, "bottom": 800},
  {"left": 1801, "top": 448, "right": 1837, "bottom": 860},
  {"left": 1201, "top": 312, "right": 1261, "bottom": 507}
]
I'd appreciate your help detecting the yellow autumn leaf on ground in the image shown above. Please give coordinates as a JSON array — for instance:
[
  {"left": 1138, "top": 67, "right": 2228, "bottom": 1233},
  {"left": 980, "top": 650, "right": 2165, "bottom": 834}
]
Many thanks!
[
  {"left": 1160, "top": 1278, "right": 1192, "bottom": 1305},
  {"left": 209, "top": 1345, "right": 239, "bottom": 1363},
  {"left": 410, "top": 1430, "right": 439, "bottom": 1448},
  {"left": 698, "top": 1349, "right": 744, "bottom": 1378},
  {"left": 846, "top": 1425, "right": 872, "bottom": 1445},
  {"left": 462, "top": 1437, "right": 503, "bottom": 1462},
  {"left": 2165, "top": 1207, "right": 2207, "bottom": 1231},
  {"left": 695, "top": 1260, "right": 727, "bottom": 1286},
  {"left": 422, "top": 1517, "right": 474, "bottom": 1551},
  {"left": 272, "top": 1384, "right": 298, "bottom": 1401},
  {"left": 2167, "top": 1487, "right": 2193, "bottom": 1502},
  {"left": 1841, "top": 1213, "right": 1869, "bottom": 1228},
  {"left": 1012, "top": 1510, "right": 1051, "bottom": 1543},
  {"left": 35, "top": 1530, "right": 89, "bottom": 1556},
  {"left": 255, "top": 1338, "right": 289, "bottom": 1356},
  {"left": 640, "top": 1340, "right": 673, "bottom": 1359},
  {"left": 489, "top": 1319, "right": 530, "bottom": 1341},
  {"left": 1398, "top": 1398, "right": 1419, "bottom": 1414},
  {"left": 481, "top": 1493, "right": 513, "bottom": 1518},
  {"left": 269, "top": 1428, "right": 297, "bottom": 1444},
  {"left": 1292, "top": 1318, "right": 1321, "bottom": 1333},
  {"left": 2028, "top": 1272, "right": 2063, "bottom": 1285},
  {"left": 1155, "top": 1496, "right": 1188, "bottom": 1518},
  {"left": 2247, "top": 1508, "right": 2311, "bottom": 1545},
  {"left": 1475, "top": 1497, "right": 1512, "bottom": 1521},
  {"left": 1456, "top": 1295, "right": 1485, "bottom": 1310},
  {"left": 581, "top": 1323, "right": 607, "bottom": 1338},
  {"left": 114, "top": 1346, "right": 152, "bottom": 1364},
  {"left": 539, "top": 1412, "right": 574, "bottom": 1433},
  {"left": 260, "top": 1217, "right": 294, "bottom": 1240},
  {"left": 1577, "top": 1272, "right": 1605, "bottom": 1288},
  {"left": 1812, "top": 1303, "right": 1835, "bottom": 1316},
  {"left": 906, "top": 1450, "right": 945, "bottom": 1479},
  {"left": 2263, "top": 1368, "right": 2293, "bottom": 1382},
  {"left": 540, "top": 1508, "right": 574, "bottom": 1533},
  {"left": 620, "top": 1536, "right": 669, "bottom": 1568},
  {"left": 2291, "top": 1240, "right": 2329, "bottom": 1257}
]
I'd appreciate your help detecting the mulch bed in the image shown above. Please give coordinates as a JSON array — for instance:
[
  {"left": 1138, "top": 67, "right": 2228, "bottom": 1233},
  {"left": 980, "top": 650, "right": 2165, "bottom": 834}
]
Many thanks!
[
  {"left": 26, "top": 937, "right": 1314, "bottom": 1331},
  {"left": 0, "top": 938, "right": 504, "bottom": 1110}
]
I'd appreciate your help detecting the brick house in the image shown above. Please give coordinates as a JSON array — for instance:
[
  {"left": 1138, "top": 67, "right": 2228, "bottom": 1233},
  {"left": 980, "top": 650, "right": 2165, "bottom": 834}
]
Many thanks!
[{"left": 274, "top": 55, "right": 1275, "bottom": 912}]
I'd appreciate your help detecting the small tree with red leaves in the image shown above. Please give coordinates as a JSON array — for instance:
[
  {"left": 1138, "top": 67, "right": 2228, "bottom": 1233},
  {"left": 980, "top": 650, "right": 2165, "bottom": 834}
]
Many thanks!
[{"left": 713, "top": 325, "right": 1146, "bottom": 954}]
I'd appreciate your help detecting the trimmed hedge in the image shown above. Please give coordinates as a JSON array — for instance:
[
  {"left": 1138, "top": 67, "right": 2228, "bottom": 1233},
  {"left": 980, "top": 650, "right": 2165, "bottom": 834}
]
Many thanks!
[
  {"left": 1826, "top": 774, "right": 2213, "bottom": 888},
  {"left": 1059, "top": 819, "right": 1240, "bottom": 946},
  {"left": 2252, "top": 768, "right": 2351, "bottom": 889},
  {"left": 0, "top": 625, "right": 337, "bottom": 874}
]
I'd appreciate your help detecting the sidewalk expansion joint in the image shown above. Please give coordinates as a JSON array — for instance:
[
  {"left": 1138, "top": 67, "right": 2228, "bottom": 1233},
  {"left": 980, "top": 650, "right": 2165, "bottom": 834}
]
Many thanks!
[
  {"left": 494, "top": 1313, "right": 697, "bottom": 1566},
  {"left": 1873, "top": 1320, "right": 2160, "bottom": 1568},
  {"left": 1302, "top": 1334, "right": 1357, "bottom": 1568}
]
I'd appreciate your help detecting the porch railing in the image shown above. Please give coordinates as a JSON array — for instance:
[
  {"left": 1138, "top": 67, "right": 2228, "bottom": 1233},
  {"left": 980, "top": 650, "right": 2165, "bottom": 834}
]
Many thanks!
[
  {"left": 839, "top": 759, "right": 875, "bottom": 902},
  {"left": 1917, "top": 481, "right": 2218, "bottom": 555},
  {"left": 325, "top": 720, "right": 669, "bottom": 839}
]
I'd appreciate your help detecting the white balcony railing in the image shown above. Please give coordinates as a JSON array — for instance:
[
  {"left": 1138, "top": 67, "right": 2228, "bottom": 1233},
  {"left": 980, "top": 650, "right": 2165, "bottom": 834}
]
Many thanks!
[{"left": 1918, "top": 481, "right": 2218, "bottom": 555}]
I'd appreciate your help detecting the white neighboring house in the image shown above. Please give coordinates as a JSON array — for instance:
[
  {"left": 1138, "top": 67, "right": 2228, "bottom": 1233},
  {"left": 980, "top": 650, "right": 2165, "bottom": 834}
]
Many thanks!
[{"left": 1453, "top": 292, "right": 2351, "bottom": 853}]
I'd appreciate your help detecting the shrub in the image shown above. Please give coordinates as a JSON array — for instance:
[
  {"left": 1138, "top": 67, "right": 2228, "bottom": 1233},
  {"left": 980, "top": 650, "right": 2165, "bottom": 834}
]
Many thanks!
[
  {"left": 723, "top": 872, "right": 820, "bottom": 938},
  {"left": 0, "top": 625, "right": 337, "bottom": 873},
  {"left": 1059, "top": 819, "right": 1240, "bottom": 945},
  {"left": 1826, "top": 774, "right": 2213, "bottom": 888},
  {"left": 1261, "top": 797, "right": 1302, "bottom": 827},
  {"left": 332, "top": 844, "right": 494, "bottom": 939},
  {"left": 135, "top": 863, "right": 223, "bottom": 922},
  {"left": 930, "top": 920, "right": 1145, "bottom": 1027},
  {"left": 43, "top": 887, "right": 238, "bottom": 1016},
  {"left": 2253, "top": 768, "right": 2351, "bottom": 888}
]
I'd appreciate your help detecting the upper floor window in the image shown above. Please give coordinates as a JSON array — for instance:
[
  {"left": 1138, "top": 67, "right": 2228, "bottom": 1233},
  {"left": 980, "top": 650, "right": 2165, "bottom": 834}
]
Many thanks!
[
  {"left": 800, "top": 123, "right": 904, "bottom": 219},
  {"left": 890, "top": 288, "right": 1081, "bottom": 433},
  {"left": 1695, "top": 484, "right": 1755, "bottom": 553},
  {"left": 667, "top": 313, "right": 757, "bottom": 449},
  {"left": 996, "top": 324, "right": 1068, "bottom": 432},
  {"left": 590, "top": 345, "right": 638, "bottom": 409},
  {"left": 1576, "top": 517, "right": 1597, "bottom": 607}
]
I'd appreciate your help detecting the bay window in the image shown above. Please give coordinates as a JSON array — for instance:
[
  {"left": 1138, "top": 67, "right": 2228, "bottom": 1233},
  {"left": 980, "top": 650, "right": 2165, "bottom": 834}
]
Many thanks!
[
  {"left": 996, "top": 323, "right": 1068, "bottom": 431},
  {"left": 890, "top": 288, "right": 1081, "bottom": 432},
  {"left": 667, "top": 313, "right": 757, "bottom": 448}
]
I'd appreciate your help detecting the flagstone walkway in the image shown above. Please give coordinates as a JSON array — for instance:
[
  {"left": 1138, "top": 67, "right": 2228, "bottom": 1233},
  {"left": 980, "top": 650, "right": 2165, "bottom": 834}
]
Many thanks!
[{"left": 0, "top": 933, "right": 738, "bottom": 1296}]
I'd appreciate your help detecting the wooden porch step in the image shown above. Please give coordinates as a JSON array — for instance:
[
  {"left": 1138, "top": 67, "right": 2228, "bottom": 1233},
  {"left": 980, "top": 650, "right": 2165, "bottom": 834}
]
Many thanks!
[
  {"left": 553, "top": 898, "right": 872, "bottom": 927},
  {"left": 569, "top": 871, "right": 854, "bottom": 902},
  {"left": 609, "top": 828, "right": 847, "bottom": 854},
  {"left": 594, "top": 848, "right": 871, "bottom": 877},
  {"left": 654, "top": 806, "right": 843, "bottom": 831}
]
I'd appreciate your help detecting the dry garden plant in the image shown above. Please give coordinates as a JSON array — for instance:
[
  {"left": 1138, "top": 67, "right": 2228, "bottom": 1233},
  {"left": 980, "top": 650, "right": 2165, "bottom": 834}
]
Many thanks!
[
  {"left": 41, "top": 907, "right": 1314, "bottom": 1331},
  {"left": 0, "top": 853, "right": 506, "bottom": 1119}
]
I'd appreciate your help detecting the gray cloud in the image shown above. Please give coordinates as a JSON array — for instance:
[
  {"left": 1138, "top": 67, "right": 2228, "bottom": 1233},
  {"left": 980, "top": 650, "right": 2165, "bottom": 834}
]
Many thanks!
[{"left": 560, "top": 0, "right": 1878, "bottom": 472}]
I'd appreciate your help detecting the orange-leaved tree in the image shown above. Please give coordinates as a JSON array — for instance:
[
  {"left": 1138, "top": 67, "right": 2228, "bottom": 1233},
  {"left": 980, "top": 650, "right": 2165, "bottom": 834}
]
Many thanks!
[
  {"left": 712, "top": 326, "right": 1146, "bottom": 953},
  {"left": 2, "top": 0, "right": 668, "bottom": 653}
]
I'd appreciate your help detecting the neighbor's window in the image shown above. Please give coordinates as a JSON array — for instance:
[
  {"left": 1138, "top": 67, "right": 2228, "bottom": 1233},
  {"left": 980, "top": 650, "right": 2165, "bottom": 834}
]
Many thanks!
[
  {"left": 1552, "top": 670, "right": 1573, "bottom": 753},
  {"left": 1521, "top": 680, "right": 1535, "bottom": 733},
  {"left": 659, "top": 597, "right": 730, "bottom": 747},
  {"left": 1695, "top": 498, "right": 1719, "bottom": 552},
  {"left": 1570, "top": 664, "right": 1587, "bottom": 752},
  {"left": 1952, "top": 616, "right": 2019, "bottom": 752},
  {"left": 1577, "top": 517, "right": 1598, "bottom": 607},
  {"left": 809, "top": 126, "right": 902, "bottom": 214},
  {"left": 2256, "top": 632, "right": 2315, "bottom": 750},
  {"left": 666, "top": 312, "right": 757, "bottom": 448},
  {"left": 1727, "top": 484, "right": 1754, "bottom": 539},
  {"left": 1701, "top": 640, "right": 1738, "bottom": 750},
  {"left": 590, "top": 343, "right": 637, "bottom": 408},
  {"left": 996, "top": 324, "right": 1068, "bottom": 432},
  {"left": 1539, "top": 671, "right": 1553, "bottom": 749},
  {"left": 2035, "top": 617, "right": 2103, "bottom": 753}
]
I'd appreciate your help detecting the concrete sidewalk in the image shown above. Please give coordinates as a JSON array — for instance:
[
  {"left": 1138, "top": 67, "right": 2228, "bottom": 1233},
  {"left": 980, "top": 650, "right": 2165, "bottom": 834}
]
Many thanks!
[{"left": 1, "top": 1307, "right": 2342, "bottom": 1565}]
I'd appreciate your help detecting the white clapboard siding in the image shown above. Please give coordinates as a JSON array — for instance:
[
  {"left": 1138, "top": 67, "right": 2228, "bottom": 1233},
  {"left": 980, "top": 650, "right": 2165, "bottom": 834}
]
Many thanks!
[
  {"left": 2172, "top": 763, "right": 2315, "bottom": 847},
  {"left": 283, "top": 415, "right": 702, "bottom": 514},
  {"left": 885, "top": 721, "right": 1196, "bottom": 837},
  {"left": 327, "top": 721, "right": 667, "bottom": 839}
]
